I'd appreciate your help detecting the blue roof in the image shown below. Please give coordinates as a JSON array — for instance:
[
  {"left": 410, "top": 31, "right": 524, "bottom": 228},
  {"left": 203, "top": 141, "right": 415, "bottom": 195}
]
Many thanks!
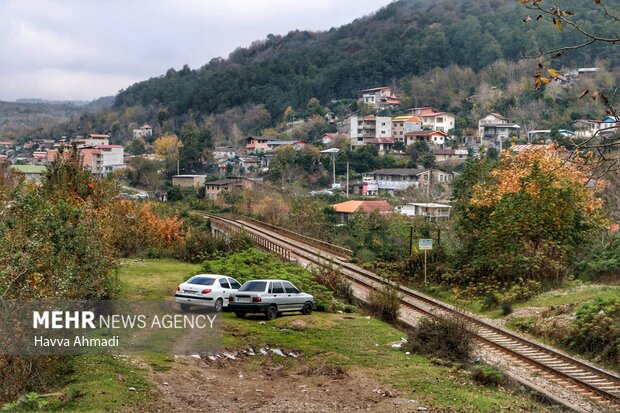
[{"left": 602, "top": 116, "right": 617, "bottom": 123}]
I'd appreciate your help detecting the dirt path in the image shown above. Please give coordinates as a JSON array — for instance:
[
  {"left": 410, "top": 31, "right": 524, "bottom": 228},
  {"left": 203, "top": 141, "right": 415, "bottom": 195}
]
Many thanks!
[{"left": 144, "top": 354, "right": 429, "bottom": 413}]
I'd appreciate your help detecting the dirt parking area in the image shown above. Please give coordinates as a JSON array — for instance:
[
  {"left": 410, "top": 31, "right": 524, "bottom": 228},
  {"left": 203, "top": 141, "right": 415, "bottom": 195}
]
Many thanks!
[{"left": 146, "top": 354, "right": 430, "bottom": 413}]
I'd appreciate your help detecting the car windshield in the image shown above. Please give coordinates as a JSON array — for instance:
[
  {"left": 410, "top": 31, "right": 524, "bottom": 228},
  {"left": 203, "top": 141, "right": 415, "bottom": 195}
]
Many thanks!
[
  {"left": 238, "top": 281, "right": 267, "bottom": 292},
  {"left": 187, "top": 276, "right": 216, "bottom": 286}
]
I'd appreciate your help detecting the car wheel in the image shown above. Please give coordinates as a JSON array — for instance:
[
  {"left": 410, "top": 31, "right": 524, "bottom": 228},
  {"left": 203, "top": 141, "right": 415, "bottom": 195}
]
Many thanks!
[
  {"left": 301, "top": 302, "right": 313, "bottom": 315},
  {"left": 214, "top": 298, "right": 223, "bottom": 313},
  {"left": 266, "top": 305, "right": 278, "bottom": 320},
  {"left": 180, "top": 304, "right": 191, "bottom": 312},
  {"left": 235, "top": 312, "right": 246, "bottom": 318}
]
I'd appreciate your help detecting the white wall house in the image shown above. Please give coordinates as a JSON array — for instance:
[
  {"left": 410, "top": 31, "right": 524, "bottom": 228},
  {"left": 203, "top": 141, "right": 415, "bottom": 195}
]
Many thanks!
[
  {"left": 359, "top": 87, "right": 400, "bottom": 109},
  {"left": 407, "top": 107, "right": 455, "bottom": 132},
  {"left": 478, "top": 113, "right": 521, "bottom": 147},
  {"left": 133, "top": 124, "right": 153, "bottom": 139},
  {"left": 396, "top": 203, "right": 452, "bottom": 220}
]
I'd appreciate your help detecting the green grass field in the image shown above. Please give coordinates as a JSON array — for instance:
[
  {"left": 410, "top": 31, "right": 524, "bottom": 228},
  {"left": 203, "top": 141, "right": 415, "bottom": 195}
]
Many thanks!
[
  {"left": 417, "top": 281, "right": 620, "bottom": 320},
  {"left": 4, "top": 257, "right": 558, "bottom": 412}
]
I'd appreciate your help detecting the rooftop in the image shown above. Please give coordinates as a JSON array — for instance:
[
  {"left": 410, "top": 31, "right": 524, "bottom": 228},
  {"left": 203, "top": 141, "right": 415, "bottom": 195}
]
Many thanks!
[
  {"left": 404, "top": 130, "right": 448, "bottom": 137},
  {"left": 432, "top": 149, "right": 467, "bottom": 155},
  {"left": 173, "top": 174, "right": 207, "bottom": 178},
  {"left": 331, "top": 200, "right": 393, "bottom": 214},
  {"left": 407, "top": 202, "right": 452, "bottom": 208},
  {"left": 481, "top": 123, "right": 521, "bottom": 129},
  {"left": 361, "top": 86, "right": 392, "bottom": 92},
  {"left": 369, "top": 168, "right": 428, "bottom": 176},
  {"left": 11, "top": 164, "right": 47, "bottom": 174},
  {"left": 205, "top": 178, "right": 245, "bottom": 186}
]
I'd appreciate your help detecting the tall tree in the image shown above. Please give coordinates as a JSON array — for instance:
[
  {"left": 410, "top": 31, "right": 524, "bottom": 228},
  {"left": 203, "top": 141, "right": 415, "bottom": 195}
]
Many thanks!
[{"left": 179, "top": 121, "right": 212, "bottom": 173}]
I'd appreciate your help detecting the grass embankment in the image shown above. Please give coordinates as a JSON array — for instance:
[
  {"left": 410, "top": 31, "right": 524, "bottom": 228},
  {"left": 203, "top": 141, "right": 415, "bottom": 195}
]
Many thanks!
[
  {"left": 414, "top": 280, "right": 620, "bottom": 372},
  {"left": 6, "top": 257, "right": 557, "bottom": 412},
  {"left": 416, "top": 281, "right": 620, "bottom": 320}
]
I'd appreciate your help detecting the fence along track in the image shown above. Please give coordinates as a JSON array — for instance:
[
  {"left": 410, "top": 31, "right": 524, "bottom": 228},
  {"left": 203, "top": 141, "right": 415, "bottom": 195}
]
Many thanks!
[{"left": 204, "top": 213, "right": 620, "bottom": 410}]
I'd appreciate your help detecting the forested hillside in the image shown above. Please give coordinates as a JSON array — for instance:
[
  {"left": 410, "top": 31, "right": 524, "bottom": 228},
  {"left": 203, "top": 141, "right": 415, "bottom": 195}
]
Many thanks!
[
  {"left": 0, "top": 97, "right": 113, "bottom": 141},
  {"left": 114, "top": 0, "right": 619, "bottom": 119}
]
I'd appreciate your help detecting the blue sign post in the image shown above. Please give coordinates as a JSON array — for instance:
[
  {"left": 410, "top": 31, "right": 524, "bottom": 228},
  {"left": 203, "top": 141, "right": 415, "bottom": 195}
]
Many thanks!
[{"left": 418, "top": 239, "right": 433, "bottom": 283}]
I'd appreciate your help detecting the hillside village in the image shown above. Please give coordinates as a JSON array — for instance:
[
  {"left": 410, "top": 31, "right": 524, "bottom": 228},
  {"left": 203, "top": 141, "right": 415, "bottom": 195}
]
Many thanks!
[{"left": 1, "top": 66, "right": 618, "bottom": 220}]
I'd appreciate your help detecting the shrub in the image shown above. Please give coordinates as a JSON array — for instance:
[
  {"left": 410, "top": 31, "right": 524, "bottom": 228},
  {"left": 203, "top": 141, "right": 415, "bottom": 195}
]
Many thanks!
[
  {"left": 176, "top": 229, "right": 251, "bottom": 263},
  {"left": 501, "top": 301, "right": 513, "bottom": 316},
  {"left": 312, "top": 264, "right": 356, "bottom": 305},
  {"left": 202, "top": 248, "right": 338, "bottom": 311},
  {"left": 470, "top": 365, "right": 505, "bottom": 386},
  {"left": 366, "top": 282, "right": 401, "bottom": 322},
  {"left": 406, "top": 315, "right": 473, "bottom": 364},
  {"left": 564, "top": 298, "right": 620, "bottom": 363},
  {"left": 1, "top": 392, "right": 48, "bottom": 412}
]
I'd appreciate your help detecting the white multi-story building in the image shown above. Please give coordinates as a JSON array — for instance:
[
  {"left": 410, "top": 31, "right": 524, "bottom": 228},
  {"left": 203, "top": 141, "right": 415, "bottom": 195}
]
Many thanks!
[
  {"left": 396, "top": 203, "right": 452, "bottom": 220},
  {"left": 95, "top": 145, "right": 125, "bottom": 173},
  {"left": 359, "top": 87, "right": 400, "bottom": 109},
  {"left": 392, "top": 115, "right": 422, "bottom": 143},
  {"left": 478, "top": 113, "right": 521, "bottom": 147},
  {"left": 407, "top": 107, "right": 455, "bottom": 132},
  {"left": 133, "top": 124, "right": 153, "bottom": 139},
  {"left": 79, "top": 134, "right": 110, "bottom": 147},
  {"left": 350, "top": 115, "right": 392, "bottom": 147},
  {"left": 573, "top": 117, "right": 619, "bottom": 139},
  {"left": 365, "top": 168, "right": 454, "bottom": 194}
]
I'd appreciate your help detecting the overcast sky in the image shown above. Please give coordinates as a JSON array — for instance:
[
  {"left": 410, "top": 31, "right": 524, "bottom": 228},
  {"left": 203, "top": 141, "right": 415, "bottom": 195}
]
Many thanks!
[{"left": 0, "top": 0, "right": 393, "bottom": 102}]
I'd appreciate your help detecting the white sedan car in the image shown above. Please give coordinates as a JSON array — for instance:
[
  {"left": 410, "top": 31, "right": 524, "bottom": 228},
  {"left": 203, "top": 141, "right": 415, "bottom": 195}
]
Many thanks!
[{"left": 175, "top": 274, "right": 242, "bottom": 312}]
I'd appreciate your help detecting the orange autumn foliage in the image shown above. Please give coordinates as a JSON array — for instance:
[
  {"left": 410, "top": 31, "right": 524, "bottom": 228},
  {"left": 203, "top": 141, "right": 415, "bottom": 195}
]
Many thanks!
[
  {"left": 471, "top": 145, "right": 605, "bottom": 217},
  {"left": 100, "top": 199, "right": 185, "bottom": 256}
]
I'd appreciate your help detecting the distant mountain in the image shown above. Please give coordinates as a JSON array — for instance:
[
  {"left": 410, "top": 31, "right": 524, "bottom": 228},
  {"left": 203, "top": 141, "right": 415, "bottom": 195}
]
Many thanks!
[
  {"left": 114, "top": 0, "right": 619, "bottom": 119},
  {"left": 15, "top": 98, "right": 90, "bottom": 106},
  {"left": 84, "top": 96, "right": 115, "bottom": 111},
  {"left": 0, "top": 97, "right": 114, "bottom": 140}
]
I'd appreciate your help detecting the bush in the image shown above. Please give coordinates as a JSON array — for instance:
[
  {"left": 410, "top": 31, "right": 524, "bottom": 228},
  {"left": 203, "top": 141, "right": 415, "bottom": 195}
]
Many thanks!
[
  {"left": 202, "top": 248, "right": 339, "bottom": 311},
  {"left": 406, "top": 315, "right": 473, "bottom": 364},
  {"left": 312, "top": 265, "right": 356, "bottom": 305},
  {"left": 366, "top": 283, "right": 401, "bottom": 322},
  {"left": 176, "top": 229, "right": 251, "bottom": 263},
  {"left": 501, "top": 301, "right": 513, "bottom": 316},
  {"left": 470, "top": 365, "right": 505, "bottom": 386},
  {"left": 564, "top": 298, "right": 620, "bottom": 363}
]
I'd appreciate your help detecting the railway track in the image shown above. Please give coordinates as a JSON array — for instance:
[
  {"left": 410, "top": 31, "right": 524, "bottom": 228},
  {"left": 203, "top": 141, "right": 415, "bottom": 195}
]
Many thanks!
[{"left": 204, "top": 212, "right": 620, "bottom": 411}]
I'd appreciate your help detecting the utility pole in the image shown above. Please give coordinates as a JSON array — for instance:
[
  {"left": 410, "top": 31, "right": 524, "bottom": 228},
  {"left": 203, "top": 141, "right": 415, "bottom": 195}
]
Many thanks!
[
  {"left": 332, "top": 153, "right": 336, "bottom": 187},
  {"left": 320, "top": 148, "right": 340, "bottom": 189},
  {"left": 408, "top": 225, "right": 413, "bottom": 257},
  {"left": 346, "top": 162, "right": 349, "bottom": 198}
]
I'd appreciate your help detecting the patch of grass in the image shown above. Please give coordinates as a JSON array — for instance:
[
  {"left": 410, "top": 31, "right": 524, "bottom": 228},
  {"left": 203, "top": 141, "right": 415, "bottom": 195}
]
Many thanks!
[
  {"left": 471, "top": 365, "right": 505, "bottom": 386},
  {"left": 413, "top": 281, "right": 620, "bottom": 320},
  {"left": 118, "top": 258, "right": 202, "bottom": 300},
  {"left": 25, "top": 355, "right": 153, "bottom": 412},
  {"left": 221, "top": 312, "right": 555, "bottom": 412},
  {"left": 142, "top": 354, "right": 175, "bottom": 373},
  {"left": 517, "top": 284, "right": 620, "bottom": 308}
]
